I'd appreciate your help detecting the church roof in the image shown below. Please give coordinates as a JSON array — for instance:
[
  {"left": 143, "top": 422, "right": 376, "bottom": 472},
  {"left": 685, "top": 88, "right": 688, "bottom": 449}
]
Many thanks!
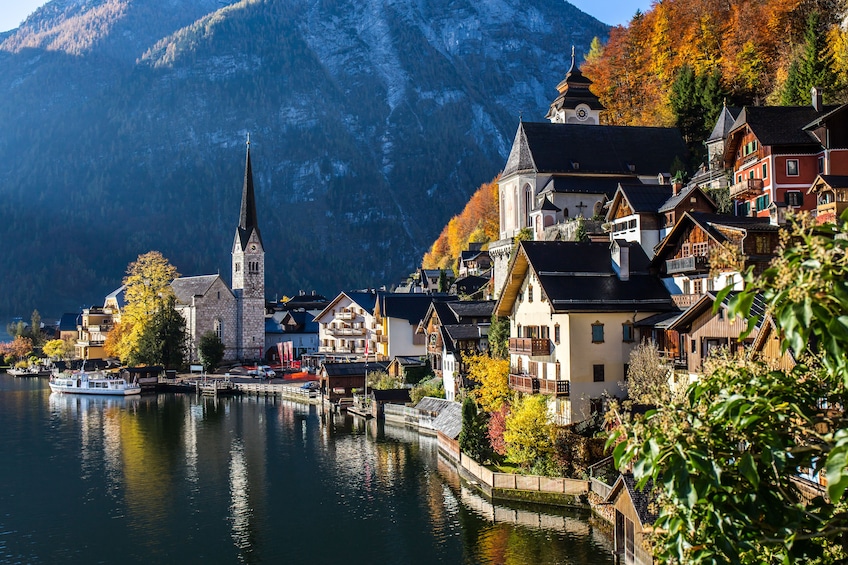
[
  {"left": 706, "top": 105, "right": 741, "bottom": 142},
  {"left": 236, "top": 141, "right": 263, "bottom": 250},
  {"left": 545, "top": 51, "right": 605, "bottom": 119},
  {"left": 540, "top": 175, "right": 637, "bottom": 198},
  {"left": 171, "top": 275, "right": 228, "bottom": 304},
  {"left": 540, "top": 197, "right": 560, "bottom": 211},
  {"left": 503, "top": 122, "right": 688, "bottom": 178}
]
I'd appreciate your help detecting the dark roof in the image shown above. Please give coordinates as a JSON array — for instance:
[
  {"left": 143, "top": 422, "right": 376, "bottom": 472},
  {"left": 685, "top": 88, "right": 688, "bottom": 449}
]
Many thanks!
[
  {"left": 606, "top": 474, "right": 659, "bottom": 525},
  {"left": 265, "top": 318, "right": 284, "bottom": 334},
  {"left": 323, "top": 361, "right": 389, "bottom": 377},
  {"left": 171, "top": 275, "right": 225, "bottom": 304},
  {"left": 668, "top": 291, "right": 766, "bottom": 332},
  {"left": 658, "top": 184, "right": 714, "bottom": 213},
  {"left": 448, "top": 300, "right": 496, "bottom": 320},
  {"left": 443, "top": 324, "right": 486, "bottom": 342},
  {"left": 503, "top": 121, "right": 688, "bottom": 177},
  {"left": 380, "top": 294, "right": 435, "bottom": 325},
  {"left": 706, "top": 105, "right": 741, "bottom": 142},
  {"left": 618, "top": 183, "right": 673, "bottom": 213},
  {"left": 818, "top": 175, "right": 848, "bottom": 189},
  {"left": 453, "top": 275, "right": 489, "bottom": 296},
  {"left": 390, "top": 356, "right": 427, "bottom": 367},
  {"left": 58, "top": 312, "right": 81, "bottom": 332},
  {"left": 371, "top": 389, "right": 411, "bottom": 402},
  {"left": 541, "top": 175, "right": 641, "bottom": 198},
  {"left": 633, "top": 310, "right": 683, "bottom": 328},
  {"left": 236, "top": 142, "right": 263, "bottom": 250},
  {"left": 540, "top": 197, "right": 560, "bottom": 211},
  {"left": 432, "top": 401, "right": 462, "bottom": 439},
  {"left": 803, "top": 103, "right": 848, "bottom": 130},
  {"left": 730, "top": 105, "right": 839, "bottom": 148},
  {"left": 346, "top": 290, "right": 380, "bottom": 312},
  {"left": 285, "top": 310, "right": 319, "bottom": 333},
  {"left": 517, "top": 241, "right": 676, "bottom": 313},
  {"left": 460, "top": 249, "right": 485, "bottom": 261},
  {"left": 545, "top": 54, "right": 605, "bottom": 118}
]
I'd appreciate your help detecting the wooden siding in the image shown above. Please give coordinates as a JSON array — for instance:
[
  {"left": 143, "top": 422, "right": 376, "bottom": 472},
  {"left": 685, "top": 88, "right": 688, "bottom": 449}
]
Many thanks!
[{"left": 684, "top": 308, "right": 757, "bottom": 373}]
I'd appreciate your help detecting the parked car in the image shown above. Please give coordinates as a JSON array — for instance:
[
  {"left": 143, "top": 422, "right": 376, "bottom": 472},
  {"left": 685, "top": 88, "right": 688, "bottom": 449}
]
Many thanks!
[
  {"left": 300, "top": 381, "right": 320, "bottom": 390},
  {"left": 247, "top": 365, "right": 276, "bottom": 378}
]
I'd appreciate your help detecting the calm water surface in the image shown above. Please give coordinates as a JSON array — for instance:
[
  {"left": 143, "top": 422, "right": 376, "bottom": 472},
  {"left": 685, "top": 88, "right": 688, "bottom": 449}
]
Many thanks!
[{"left": 0, "top": 375, "right": 613, "bottom": 564}]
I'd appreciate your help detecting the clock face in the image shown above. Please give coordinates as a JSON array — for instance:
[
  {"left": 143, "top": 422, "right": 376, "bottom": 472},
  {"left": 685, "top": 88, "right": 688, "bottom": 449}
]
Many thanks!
[
  {"left": 575, "top": 106, "right": 589, "bottom": 121},
  {"left": 250, "top": 243, "right": 257, "bottom": 251}
]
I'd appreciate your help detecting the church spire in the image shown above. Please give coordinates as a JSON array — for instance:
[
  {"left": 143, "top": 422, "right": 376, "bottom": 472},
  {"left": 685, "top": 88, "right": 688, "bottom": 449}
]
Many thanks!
[
  {"left": 237, "top": 135, "right": 262, "bottom": 249},
  {"left": 545, "top": 46, "right": 604, "bottom": 124}
]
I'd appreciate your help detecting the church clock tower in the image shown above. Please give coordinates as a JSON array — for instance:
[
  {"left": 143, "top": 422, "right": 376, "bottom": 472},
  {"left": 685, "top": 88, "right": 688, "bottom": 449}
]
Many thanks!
[{"left": 232, "top": 137, "right": 265, "bottom": 361}]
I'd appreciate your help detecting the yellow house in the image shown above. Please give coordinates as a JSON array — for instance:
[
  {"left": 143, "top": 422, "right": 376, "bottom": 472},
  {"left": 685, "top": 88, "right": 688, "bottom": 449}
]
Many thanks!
[{"left": 495, "top": 240, "right": 677, "bottom": 425}]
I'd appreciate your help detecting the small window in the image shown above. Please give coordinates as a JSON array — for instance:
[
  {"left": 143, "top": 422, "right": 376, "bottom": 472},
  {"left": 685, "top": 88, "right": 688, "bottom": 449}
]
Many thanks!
[
  {"left": 527, "top": 284, "right": 533, "bottom": 303},
  {"left": 762, "top": 163, "right": 768, "bottom": 179},
  {"left": 214, "top": 319, "right": 223, "bottom": 340},
  {"left": 554, "top": 324, "right": 560, "bottom": 344},
  {"left": 787, "top": 159, "right": 799, "bottom": 176},
  {"left": 593, "top": 364, "right": 605, "bottom": 382},
  {"left": 819, "top": 156, "right": 825, "bottom": 174},
  {"left": 591, "top": 322, "right": 604, "bottom": 343},
  {"left": 786, "top": 191, "right": 803, "bottom": 207},
  {"left": 694, "top": 279, "right": 703, "bottom": 294},
  {"left": 622, "top": 323, "right": 634, "bottom": 342},
  {"left": 691, "top": 338, "right": 697, "bottom": 354}
]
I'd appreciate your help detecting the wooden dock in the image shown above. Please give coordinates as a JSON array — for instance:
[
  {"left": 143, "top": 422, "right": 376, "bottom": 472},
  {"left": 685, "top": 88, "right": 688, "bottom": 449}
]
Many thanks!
[{"left": 235, "top": 382, "right": 321, "bottom": 403}]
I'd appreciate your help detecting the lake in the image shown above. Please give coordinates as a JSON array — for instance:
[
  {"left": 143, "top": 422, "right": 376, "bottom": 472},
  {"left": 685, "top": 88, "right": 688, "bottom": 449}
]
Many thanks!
[{"left": 0, "top": 375, "right": 614, "bottom": 564}]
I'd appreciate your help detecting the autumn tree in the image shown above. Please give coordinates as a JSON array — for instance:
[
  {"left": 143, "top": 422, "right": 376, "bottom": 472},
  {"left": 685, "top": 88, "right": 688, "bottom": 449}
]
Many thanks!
[
  {"left": 465, "top": 353, "right": 510, "bottom": 414},
  {"left": 43, "top": 338, "right": 74, "bottom": 360},
  {"left": 503, "top": 394, "right": 554, "bottom": 470},
  {"left": 622, "top": 341, "right": 674, "bottom": 405},
  {"left": 116, "top": 251, "right": 179, "bottom": 364},
  {"left": 7, "top": 336, "right": 33, "bottom": 361}
]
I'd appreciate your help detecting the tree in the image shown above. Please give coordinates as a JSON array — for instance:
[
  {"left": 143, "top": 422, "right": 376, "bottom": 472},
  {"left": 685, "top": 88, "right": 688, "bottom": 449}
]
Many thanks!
[
  {"left": 487, "top": 315, "right": 509, "bottom": 359},
  {"left": 503, "top": 394, "right": 554, "bottom": 470},
  {"left": 611, "top": 214, "right": 848, "bottom": 563},
  {"left": 465, "top": 353, "right": 510, "bottom": 414},
  {"left": 29, "top": 310, "right": 43, "bottom": 347},
  {"left": 7, "top": 336, "right": 33, "bottom": 360},
  {"left": 117, "top": 251, "right": 180, "bottom": 364},
  {"left": 670, "top": 64, "right": 702, "bottom": 144},
  {"left": 622, "top": 341, "right": 674, "bottom": 405},
  {"left": 198, "top": 331, "right": 225, "bottom": 372},
  {"left": 43, "top": 338, "right": 74, "bottom": 360},
  {"left": 459, "top": 397, "right": 491, "bottom": 462},
  {"left": 410, "top": 376, "right": 445, "bottom": 405},
  {"left": 438, "top": 269, "right": 448, "bottom": 293},
  {"left": 134, "top": 295, "right": 187, "bottom": 369},
  {"left": 488, "top": 402, "right": 510, "bottom": 457},
  {"left": 367, "top": 370, "right": 403, "bottom": 390},
  {"left": 780, "top": 11, "right": 838, "bottom": 105}
]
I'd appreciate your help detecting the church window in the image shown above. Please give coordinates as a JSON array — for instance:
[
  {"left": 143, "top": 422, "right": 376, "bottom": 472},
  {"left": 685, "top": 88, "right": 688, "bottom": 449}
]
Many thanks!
[
  {"left": 524, "top": 184, "right": 533, "bottom": 228},
  {"left": 235, "top": 263, "right": 241, "bottom": 273},
  {"left": 214, "top": 319, "right": 223, "bottom": 340}
]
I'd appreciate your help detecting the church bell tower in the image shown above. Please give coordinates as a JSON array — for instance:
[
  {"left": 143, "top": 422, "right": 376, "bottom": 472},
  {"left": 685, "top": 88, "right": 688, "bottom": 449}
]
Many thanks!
[{"left": 232, "top": 136, "right": 265, "bottom": 361}]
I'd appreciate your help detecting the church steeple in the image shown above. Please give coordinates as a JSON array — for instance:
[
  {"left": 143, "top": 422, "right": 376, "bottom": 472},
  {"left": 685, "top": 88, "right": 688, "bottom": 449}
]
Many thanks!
[
  {"left": 545, "top": 46, "right": 604, "bottom": 124},
  {"left": 236, "top": 135, "right": 263, "bottom": 250}
]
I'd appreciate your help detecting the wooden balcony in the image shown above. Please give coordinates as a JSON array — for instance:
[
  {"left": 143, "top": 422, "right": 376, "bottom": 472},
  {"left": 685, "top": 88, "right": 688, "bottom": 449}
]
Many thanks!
[
  {"left": 509, "top": 374, "right": 569, "bottom": 396},
  {"left": 509, "top": 337, "right": 551, "bottom": 356},
  {"left": 337, "top": 311, "right": 356, "bottom": 320},
  {"left": 730, "top": 178, "right": 764, "bottom": 199},
  {"left": 326, "top": 326, "right": 365, "bottom": 336},
  {"left": 671, "top": 293, "right": 703, "bottom": 309},
  {"left": 665, "top": 255, "right": 708, "bottom": 275}
]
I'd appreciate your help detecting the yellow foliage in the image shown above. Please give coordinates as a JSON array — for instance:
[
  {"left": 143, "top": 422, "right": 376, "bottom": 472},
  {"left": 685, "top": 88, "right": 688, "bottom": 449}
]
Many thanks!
[
  {"left": 503, "top": 394, "right": 554, "bottom": 469},
  {"left": 465, "top": 353, "right": 510, "bottom": 414}
]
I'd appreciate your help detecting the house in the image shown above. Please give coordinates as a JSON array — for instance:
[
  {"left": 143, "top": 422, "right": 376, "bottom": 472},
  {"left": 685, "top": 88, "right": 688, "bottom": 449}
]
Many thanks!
[
  {"left": 693, "top": 103, "right": 741, "bottom": 191},
  {"left": 808, "top": 174, "right": 848, "bottom": 224},
  {"left": 458, "top": 244, "right": 492, "bottom": 277},
  {"left": 419, "top": 299, "right": 495, "bottom": 399},
  {"left": 370, "top": 388, "right": 412, "bottom": 418},
  {"left": 495, "top": 240, "right": 676, "bottom": 425},
  {"left": 386, "top": 356, "right": 429, "bottom": 384},
  {"left": 724, "top": 91, "right": 848, "bottom": 219},
  {"left": 606, "top": 474, "right": 658, "bottom": 565},
  {"left": 750, "top": 314, "right": 797, "bottom": 372},
  {"left": 665, "top": 291, "right": 766, "bottom": 378},
  {"left": 651, "top": 212, "right": 780, "bottom": 309},
  {"left": 75, "top": 306, "right": 116, "bottom": 360},
  {"left": 314, "top": 290, "right": 382, "bottom": 360},
  {"left": 373, "top": 294, "right": 434, "bottom": 359},
  {"left": 266, "top": 310, "right": 319, "bottom": 361},
  {"left": 321, "top": 360, "right": 389, "bottom": 404},
  {"left": 489, "top": 57, "right": 688, "bottom": 296},
  {"left": 451, "top": 275, "right": 490, "bottom": 300},
  {"left": 57, "top": 312, "right": 81, "bottom": 342}
]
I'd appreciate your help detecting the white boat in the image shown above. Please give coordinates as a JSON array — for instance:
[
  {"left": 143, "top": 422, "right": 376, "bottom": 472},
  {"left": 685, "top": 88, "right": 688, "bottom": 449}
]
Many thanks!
[{"left": 49, "top": 370, "right": 141, "bottom": 396}]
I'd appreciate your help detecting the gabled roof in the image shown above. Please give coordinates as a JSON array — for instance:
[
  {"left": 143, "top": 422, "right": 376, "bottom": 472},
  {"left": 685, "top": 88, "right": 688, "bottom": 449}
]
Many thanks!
[
  {"left": 803, "top": 103, "right": 848, "bottom": 130},
  {"left": 378, "top": 294, "right": 436, "bottom": 325},
  {"left": 281, "top": 310, "right": 319, "bottom": 333},
  {"left": 605, "top": 473, "right": 658, "bottom": 526},
  {"left": 453, "top": 275, "right": 490, "bottom": 297},
  {"left": 447, "top": 300, "right": 496, "bottom": 320},
  {"left": 371, "top": 388, "right": 412, "bottom": 402},
  {"left": 728, "top": 105, "right": 838, "bottom": 148},
  {"left": 432, "top": 400, "right": 462, "bottom": 439},
  {"left": 59, "top": 312, "right": 82, "bottom": 332},
  {"left": 502, "top": 121, "right": 688, "bottom": 178},
  {"left": 496, "top": 241, "right": 675, "bottom": 316},
  {"left": 265, "top": 318, "right": 284, "bottom": 334},
  {"left": 314, "top": 290, "right": 381, "bottom": 322},
  {"left": 610, "top": 183, "right": 673, "bottom": 216},
  {"left": 539, "top": 197, "right": 561, "bottom": 211},
  {"left": 540, "top": 175, "right": 635, "bottom": 198},
  {"left": 667, "top": 291, "right": 766, "bottom": 332},
  {"left": 810, "top": 174, "right": 848, "bottom": 193},
  {"left": 105, "top": 285, "right": 126, "bottom": 309},
  {"left": 323, "top": 361, "right": 389, "bottom": 377},
  {"left": 171, "top": 275, "right": 230, "bottom": 305},
  {"left": 652, "top": 212, "right": 776, "bottom": 264},
  {"left": 658, "top": 183, "right": 716, "bottom": 213},
  {"left": 443, "top": 324, "right": 486, "bottom": 342}
]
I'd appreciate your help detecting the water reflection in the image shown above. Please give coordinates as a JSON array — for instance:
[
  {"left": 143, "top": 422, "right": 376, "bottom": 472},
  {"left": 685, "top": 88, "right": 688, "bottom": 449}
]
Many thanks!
[{"left": 2, "top": 380, "right": 613, "bottom": 564}]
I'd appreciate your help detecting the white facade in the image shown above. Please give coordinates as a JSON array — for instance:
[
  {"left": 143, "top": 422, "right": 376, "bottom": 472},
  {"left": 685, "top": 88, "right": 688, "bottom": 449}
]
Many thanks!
[{"left": 315, "top": 294, "right": 378, "bottom": 358}]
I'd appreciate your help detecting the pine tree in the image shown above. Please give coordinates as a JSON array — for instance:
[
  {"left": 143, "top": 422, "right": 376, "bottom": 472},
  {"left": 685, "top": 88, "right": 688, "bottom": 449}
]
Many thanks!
[
  {"left": 459, "top": 396, "right": 490, "bottom": 462},
  {"left": 669, "top": 64, "right": 702, "bottom": 144},
  {"left": 781, "top": 11, "right": 837, "bottom": 105}
]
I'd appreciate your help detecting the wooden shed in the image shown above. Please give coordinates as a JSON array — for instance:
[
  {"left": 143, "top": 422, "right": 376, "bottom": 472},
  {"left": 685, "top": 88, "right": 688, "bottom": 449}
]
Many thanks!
[{"left": 605, "top": 474, "right": 657, "bottom": 565}]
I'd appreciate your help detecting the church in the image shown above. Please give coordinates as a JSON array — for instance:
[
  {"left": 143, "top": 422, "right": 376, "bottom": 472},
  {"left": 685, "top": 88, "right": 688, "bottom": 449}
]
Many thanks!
[
  {"left": 171, "top": 140, "right": 266, "bottom": 362},
  {"left": 489, "top": 52, "right": 688, "bottom": 296}
]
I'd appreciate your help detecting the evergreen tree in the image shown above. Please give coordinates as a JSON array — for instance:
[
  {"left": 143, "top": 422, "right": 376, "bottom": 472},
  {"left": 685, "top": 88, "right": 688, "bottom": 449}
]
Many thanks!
[
  {"left": 438, "top": 269, "right": 448, "bottom": 293},
  {"left": 487, "top": 315, "right": 509, "bottom": 359},
  {"left": 459, "top": 396, "right": 490, "bottom": 462},
  {"left": 134, "top": 295, "right": 187, "bottom": 369},
  {"left": 669, "top": 64, "right": 702, "bottom": 144},
  {"left": 781, "top": 12, "right": 837, "bottom": 105},
  {"left": 198, "top": 331, "right": 225, "bottom": 372}
]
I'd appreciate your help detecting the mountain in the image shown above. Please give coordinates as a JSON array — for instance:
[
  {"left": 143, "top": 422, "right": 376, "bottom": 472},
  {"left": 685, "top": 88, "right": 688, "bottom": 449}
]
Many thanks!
[{"left": 0, "top": 0, "right": 608, "bottom": 318}]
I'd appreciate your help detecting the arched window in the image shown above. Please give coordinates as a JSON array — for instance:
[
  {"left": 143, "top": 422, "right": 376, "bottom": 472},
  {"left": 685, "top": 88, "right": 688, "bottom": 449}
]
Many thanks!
[
  {"left": 214, "top": 319, "right": 223, "bottom": 340},
  {"left": 524, "top": 184, "right": 533, "bottom": 227}
]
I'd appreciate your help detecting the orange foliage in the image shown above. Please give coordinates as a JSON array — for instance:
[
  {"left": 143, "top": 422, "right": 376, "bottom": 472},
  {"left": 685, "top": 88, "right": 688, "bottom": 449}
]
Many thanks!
[
  {"left": 583, "top": 0, "right": 839, "bottom": 125},
  {"left": 422, "top": 176, "right": 499, "bottom": 272}
]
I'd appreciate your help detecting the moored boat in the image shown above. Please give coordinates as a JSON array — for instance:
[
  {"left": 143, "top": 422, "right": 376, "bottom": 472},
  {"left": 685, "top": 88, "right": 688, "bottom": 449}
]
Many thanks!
[
  {"left": 7, "top": 366, "right": 52, "bottom": 377},
  {"left": 49, "top": 370, "right": 141, "bottom": 396}
]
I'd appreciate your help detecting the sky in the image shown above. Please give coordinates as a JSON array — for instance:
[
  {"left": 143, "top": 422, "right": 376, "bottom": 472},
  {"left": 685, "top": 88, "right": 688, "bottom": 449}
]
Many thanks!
[{"left": 0, "top": 0, "right": 653, "bottom": 33}]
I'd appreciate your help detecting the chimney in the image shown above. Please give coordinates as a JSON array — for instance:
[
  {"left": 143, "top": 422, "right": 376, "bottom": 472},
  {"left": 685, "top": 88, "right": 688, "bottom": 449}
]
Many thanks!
[
  {"left": 812, "top": 86, "right": 823, "bottom": 112},
  {"left": 672, "top": 180, "right": 683, "bottom": 196},
  {"left": 611, "top": 241, "right": 630, "bottom": 281}
]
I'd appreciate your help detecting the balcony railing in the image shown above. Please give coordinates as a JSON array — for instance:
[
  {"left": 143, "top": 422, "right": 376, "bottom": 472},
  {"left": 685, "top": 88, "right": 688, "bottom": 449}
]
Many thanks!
[
  {"left": 337, "top": 311, "right": 356, "bottom": 320},
  {"left": 665, "top": 255, "right": 709, "bottom": 275},
  {"left": 509, "top": 337, "right": 551, "bottom": 356},
  {"left": 326, "top": 327, "right": 365, "bottom": 336},
  {"left": 730, "top": 178, "right": 764, "bottom": 199},
  {"left": 509, "top": 374, "right": 569, "bottom": 396},
  {"left": 671, "top": 293, "right": 703, "bottom": 308}
]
